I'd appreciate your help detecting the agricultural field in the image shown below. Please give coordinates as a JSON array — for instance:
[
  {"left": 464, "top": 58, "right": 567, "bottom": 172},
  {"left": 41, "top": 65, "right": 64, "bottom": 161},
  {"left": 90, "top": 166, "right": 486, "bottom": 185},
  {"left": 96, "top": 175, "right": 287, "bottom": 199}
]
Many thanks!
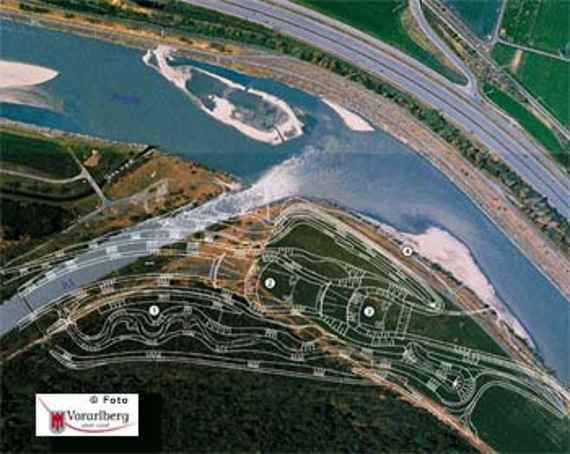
[
  {"left": 470, "top": 385, "right": 569, "bottom": 453},
  {"left": 500, "top": 0, "right": 570, "bottom": 56},
  {"left": 295, "top": 0, "right": 467, "bottom": 84},
  {"left": 492, "top": 43, "right": 570, "bottom": 128},
  {"left": 441, "top": 0, "right": 503, "bottom": 39},
  {"left": 482, "top": 83, "right": 568, "bottom": 170}
]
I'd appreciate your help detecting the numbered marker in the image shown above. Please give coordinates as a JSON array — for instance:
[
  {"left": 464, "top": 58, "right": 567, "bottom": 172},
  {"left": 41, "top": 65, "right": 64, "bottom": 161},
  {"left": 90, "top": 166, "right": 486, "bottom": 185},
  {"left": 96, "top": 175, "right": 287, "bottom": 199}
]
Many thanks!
[
  {"left": 363, "top": 306, "right": 375, "bottom": 318},
  {"left": 401, "top": 245, "right": 414, "bottom": 257},
  {"left": 264, "top": 277, "right": 276, "bottom": 289},
  {"left": 149, "top": 305, "right": 160, "bottom": 317}
]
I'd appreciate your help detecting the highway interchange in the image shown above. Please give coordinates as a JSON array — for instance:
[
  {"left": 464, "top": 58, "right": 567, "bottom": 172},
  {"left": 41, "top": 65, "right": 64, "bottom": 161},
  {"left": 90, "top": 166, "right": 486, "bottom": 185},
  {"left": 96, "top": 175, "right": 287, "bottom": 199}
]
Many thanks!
[{"left": 183, "top": 0, "right": 570, "bottom": 218}]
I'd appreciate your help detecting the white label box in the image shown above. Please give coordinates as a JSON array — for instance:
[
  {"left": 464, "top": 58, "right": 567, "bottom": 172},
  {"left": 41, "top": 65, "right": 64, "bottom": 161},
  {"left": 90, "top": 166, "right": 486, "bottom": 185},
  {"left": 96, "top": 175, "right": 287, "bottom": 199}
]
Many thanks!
[{"left": 36, "top": 393, "right": 139, "bottom": 437}]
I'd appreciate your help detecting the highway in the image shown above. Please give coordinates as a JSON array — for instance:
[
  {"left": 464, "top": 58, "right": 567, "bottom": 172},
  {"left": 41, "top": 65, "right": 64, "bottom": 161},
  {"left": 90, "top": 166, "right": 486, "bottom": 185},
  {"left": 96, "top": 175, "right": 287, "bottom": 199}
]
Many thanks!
[{"left": 182, "top": 0, "right": 570, "bottom": 218}]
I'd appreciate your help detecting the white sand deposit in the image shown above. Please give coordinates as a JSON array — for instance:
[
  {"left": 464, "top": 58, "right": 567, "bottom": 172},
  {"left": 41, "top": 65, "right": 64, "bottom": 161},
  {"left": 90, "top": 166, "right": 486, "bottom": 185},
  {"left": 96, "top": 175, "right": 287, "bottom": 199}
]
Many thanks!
[
  {"left": 206, "top": 95, "right": 285, "bottom": 145},
  {"left": 0, "top": 60, "right": 59, "bottom": 89},
  {"left": 193, "top": 65, "right": 304, "bottom": 143},
  {"left": 143, "top": 46, "right": 192, "bottom": 93},
  {"left": 0, "top": 60, "right": 60, "bottom": 110},
  {"left": 322, "top": 98, "right": 374, "bottom": 132},
  {"left": 402, "top": 227, "right": 496, "bottom": 303},
  {"left": 378, "top": 222, "right": 532, "bottom": 343}
]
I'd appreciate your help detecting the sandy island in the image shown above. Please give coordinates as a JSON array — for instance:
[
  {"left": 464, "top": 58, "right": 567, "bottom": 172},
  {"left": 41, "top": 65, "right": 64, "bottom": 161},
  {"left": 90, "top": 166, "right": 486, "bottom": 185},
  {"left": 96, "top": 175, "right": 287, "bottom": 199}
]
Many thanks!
[
  {"left": 143, "top": 46, "right": 304, "bottom": 145},
  {"left": 0, "top": 60, "right": 59, "bottom": 89}
]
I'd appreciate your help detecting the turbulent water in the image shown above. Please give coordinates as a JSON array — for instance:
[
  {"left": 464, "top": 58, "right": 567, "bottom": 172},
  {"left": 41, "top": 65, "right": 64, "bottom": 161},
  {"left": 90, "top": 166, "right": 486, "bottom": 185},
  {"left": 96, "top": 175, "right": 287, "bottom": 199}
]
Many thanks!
[{"left": 0, "top": 19, "right": 568, "bottom": 383}]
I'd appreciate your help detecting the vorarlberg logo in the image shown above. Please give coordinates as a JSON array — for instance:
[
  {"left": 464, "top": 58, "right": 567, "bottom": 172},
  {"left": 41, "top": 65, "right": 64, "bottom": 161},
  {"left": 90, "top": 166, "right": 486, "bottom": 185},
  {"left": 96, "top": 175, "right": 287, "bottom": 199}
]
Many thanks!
[
  {"left": 36, "top": 394, "right": 139, "bottom": 437},
  {"left": 50, "top": 410, "right": 65, "bottom": 434}
]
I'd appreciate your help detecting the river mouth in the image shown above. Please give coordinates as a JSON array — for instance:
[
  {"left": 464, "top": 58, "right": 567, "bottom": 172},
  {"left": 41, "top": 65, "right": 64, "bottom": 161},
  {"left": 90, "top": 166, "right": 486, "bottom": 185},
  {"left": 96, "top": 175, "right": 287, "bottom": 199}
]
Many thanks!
[{"left": 0, "top": 18, "right": 568, "bottom": 384}]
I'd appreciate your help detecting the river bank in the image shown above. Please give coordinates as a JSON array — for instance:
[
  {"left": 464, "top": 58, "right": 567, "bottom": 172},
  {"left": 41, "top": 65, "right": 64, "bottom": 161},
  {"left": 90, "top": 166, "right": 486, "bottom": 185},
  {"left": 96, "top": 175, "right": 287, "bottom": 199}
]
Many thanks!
[{"left": 1, "top": 3, "right": 567, "bottom": 304}]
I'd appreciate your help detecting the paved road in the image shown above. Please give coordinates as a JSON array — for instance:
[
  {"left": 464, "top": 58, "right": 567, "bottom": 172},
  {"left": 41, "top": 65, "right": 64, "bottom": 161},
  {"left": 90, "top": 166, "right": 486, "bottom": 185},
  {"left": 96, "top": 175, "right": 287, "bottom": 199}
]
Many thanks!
[
  {"left": 424, "top": 0, "right": 569, "bottom": 141},
  {"left": 0, "top": 168, "right": 85, "bottom": 184},
  {"left": 182, "top": 0, "right": 570, "bottom": 218},
  {"left": 409, "top": 0, "right": 478, "bottom": 96},
  {"left": 497, "top": 39, "right": 570, "bottom": 63}
]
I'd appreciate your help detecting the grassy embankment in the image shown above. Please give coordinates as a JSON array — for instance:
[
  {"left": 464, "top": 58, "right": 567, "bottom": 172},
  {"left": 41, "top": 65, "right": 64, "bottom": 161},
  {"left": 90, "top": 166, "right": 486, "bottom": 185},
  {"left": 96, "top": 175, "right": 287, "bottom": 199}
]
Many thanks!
[
  {"left": 263, "top": 215, "right": 568, "bottom": 454},
  {"left": 267, "top": 221, "right": 506, "bottom": 356},
  {"left": 295, "top": 0, "right": 466, "bottom": 85},
  {"left": 482, "top": 82, "right": 568, "bottom": 169}
]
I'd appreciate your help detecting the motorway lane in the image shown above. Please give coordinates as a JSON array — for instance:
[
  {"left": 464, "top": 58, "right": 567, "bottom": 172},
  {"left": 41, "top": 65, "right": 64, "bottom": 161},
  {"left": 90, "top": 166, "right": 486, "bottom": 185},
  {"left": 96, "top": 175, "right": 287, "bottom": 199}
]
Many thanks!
[{"left": 182, "top": 0, "right": 570, "bottom": 217}]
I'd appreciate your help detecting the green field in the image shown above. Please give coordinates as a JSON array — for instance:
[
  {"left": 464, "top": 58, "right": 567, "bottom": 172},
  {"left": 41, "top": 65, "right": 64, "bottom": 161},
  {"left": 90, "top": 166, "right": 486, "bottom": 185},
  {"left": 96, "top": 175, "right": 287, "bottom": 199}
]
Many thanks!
[
  {"left": 501, "top": 0, "right": 570, "bottom": 55},
  {"left": 269, "top": 220, "right": 507, "bottom": 356},
  {"left": 441, "top": 0, "right": 503, "bottom": 38},
  {"left": 492, "top": 43, "right": 570, "bottom": 127},
  {"left": 0, "top": 131, "right": 80, "bottom": 178},
  {"left": 483, "top": 83, "right": 569, "bottom": 169},
  {"left": 470, "top": 385, "right": 569, "bottom": 453},
  {"left": 295, "top": 0, "right": 466, "bottom": 84},
  {"left": 492, "top": 39, "right": 518, "bottom": 65}
]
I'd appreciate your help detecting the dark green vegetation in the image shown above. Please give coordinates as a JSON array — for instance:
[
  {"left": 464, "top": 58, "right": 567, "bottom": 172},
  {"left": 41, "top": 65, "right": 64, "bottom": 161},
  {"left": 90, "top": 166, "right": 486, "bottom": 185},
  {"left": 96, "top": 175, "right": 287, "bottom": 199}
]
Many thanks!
[
  {"left": 271, "top": 223, "right": 380, "bottom": 274},
  {"left": 1, "top": 329, "right": 475, "bottom": 453},
  {"left": 511, "top": 51, "right": 569, "bottom": 128},
  {"left": 0, "top": 129, "right": 98, "bottom": 265},
  {"left": 30, "top": 0, "right": 570, "bottom": 253},
  {"left": 500, "top": 0, "right": 570, "bottom": 55},
  {"left": 269, "top": 220, "right": 507, "bottom": 357},
  {"left": 0, "top": 172, "right": 93, "bottom": 199},
  {"left": 0, "top": 131, "right": 80, "bottom": 178},
  {"left": 263, "top": 215, "right": 569, "bottom": 454},
  {"left": 295, "top": 0, "right": 466, "bottom": 83},
  {"left": 470, "top": 385, "right": 569, "bottom": 453},
  {"left": 0, "top": 127, "right": 142, "bottom": 265},
  {"left": 483, "top": 83, "right": 569, "bottom": 169},
  {"left": 492, "top": 39, "right": 519, "bottom": 66},
  {"left": 492, "top": 42, "right": 570, "bottom": 128},
  {"left": 1, "top": 197, "right": 75, "bottom": 242},
  {"left": 70, "top": 140, "right": 139, "bottom": 185},
  {"left": 441, "top": 0, "right": 502, "bottom": 38}
]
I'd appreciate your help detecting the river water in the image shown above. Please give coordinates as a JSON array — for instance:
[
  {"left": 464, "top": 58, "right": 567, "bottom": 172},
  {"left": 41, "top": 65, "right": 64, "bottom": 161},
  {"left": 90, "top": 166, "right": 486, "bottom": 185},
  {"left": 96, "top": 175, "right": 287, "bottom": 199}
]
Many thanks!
[{"left": 0, "top": 19, "right": 567, "bottom": 383}]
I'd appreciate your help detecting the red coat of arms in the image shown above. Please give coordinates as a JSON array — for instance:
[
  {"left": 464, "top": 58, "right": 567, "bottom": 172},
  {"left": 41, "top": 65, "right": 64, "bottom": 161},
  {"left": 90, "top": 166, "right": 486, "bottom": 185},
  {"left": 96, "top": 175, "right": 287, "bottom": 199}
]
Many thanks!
[{"left": 50, "top": 411, "right": 65, "bottom": 434}]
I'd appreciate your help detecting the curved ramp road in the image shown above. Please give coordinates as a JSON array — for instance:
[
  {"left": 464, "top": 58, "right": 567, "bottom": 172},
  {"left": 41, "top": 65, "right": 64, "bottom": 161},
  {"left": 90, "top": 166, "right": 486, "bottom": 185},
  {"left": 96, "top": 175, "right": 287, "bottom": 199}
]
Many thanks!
[
  {"left": 408, "top": 0, "right": 478, "bottom": 96},
  {"left": 183, "top": 0, "right": 570, "bottom": 218}
]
